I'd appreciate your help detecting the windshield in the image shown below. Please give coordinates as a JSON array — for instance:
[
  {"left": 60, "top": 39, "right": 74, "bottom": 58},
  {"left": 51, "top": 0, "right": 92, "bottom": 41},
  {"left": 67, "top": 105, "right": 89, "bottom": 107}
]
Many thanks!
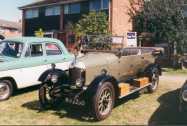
[{"left": 0, "top": 41, "right": 24, "bottom": 58}]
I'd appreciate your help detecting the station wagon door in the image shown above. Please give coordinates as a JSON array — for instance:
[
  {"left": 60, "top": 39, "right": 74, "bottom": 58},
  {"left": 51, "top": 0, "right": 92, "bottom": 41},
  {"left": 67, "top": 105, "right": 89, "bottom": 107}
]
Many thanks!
[
  {"left": 44, "top": 42, "right": 71, "bottom": 71},
  {"left": 17, "top": 43, "right": 47, "bottom": 88}
]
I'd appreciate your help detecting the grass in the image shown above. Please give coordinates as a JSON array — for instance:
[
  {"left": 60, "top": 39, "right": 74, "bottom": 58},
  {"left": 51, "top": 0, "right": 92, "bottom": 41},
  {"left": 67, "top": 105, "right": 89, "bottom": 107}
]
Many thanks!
[
  {"left": 163, "top": 68, "right": 187, "bottom": 75},
  {"left": 0, "top": 75, "right": 187, "bottom": 125}
]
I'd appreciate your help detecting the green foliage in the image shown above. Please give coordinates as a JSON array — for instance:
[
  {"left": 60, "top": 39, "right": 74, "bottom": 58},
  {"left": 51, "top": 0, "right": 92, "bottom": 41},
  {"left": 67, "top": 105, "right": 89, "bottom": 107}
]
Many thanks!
[
  {"left": 74, "top": 11, "right": 109, "bottom": 36},
  {"left": 129, "top": 0, "right": 186, "bottom": 54}
]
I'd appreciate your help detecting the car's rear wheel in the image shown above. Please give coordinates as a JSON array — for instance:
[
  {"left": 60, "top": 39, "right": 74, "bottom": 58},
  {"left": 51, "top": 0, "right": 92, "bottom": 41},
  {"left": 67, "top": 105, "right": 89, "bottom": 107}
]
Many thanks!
[
  {"left": 0, "top": 80, "right": 13, "bottom": 101},
  {"left": 148, "top": 68, "right": 159, "bottom": 93},
  {"left": 91, "top": 82, "right": 115, "bottom": 121}
]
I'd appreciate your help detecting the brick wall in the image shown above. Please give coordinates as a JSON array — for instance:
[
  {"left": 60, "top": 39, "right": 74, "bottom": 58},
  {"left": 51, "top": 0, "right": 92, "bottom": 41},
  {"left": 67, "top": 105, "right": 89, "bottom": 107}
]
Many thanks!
[
  {"left": 1, "top": 29, "right": 22, "bottom": 38},
  {"left": 110, "top": 0, "right": 140, "bottom": 47}
]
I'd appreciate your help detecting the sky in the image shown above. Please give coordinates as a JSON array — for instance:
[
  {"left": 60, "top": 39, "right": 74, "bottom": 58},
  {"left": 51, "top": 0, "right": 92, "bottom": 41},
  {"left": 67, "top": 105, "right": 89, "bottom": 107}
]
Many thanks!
[{"left": 0, "top": 0, "right": 34, "bottom": 22}]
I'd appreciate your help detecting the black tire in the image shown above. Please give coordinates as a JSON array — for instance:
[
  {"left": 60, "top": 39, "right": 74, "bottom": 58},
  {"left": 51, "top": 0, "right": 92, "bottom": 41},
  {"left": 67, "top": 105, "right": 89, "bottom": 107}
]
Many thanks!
[
  {"left": 39, "top": 84, "right": 49, "bottom": 109},
  {"left": 39, "top": 84, "right": 61, "bottom": 109},
  {"left": 0, "top": 80, "right": 13, "bottom": 101},
  {"left": 147, "top": 68, "right": 159, "bottom": 93},
  {"left": 91, "top": 82, "right": 115, "bottom": 121}
]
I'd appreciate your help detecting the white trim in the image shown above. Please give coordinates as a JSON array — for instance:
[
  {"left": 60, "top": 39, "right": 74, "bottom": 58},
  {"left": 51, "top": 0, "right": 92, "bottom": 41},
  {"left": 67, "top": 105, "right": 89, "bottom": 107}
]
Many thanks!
[{"left": 0, "top": 61, "right": 71, "bottom": 89}]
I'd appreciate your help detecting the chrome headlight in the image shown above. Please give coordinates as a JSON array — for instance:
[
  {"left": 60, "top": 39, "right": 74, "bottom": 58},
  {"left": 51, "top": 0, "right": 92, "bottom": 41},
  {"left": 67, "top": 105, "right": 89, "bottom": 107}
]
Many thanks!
[
  {"left": 51, "top": 74, "right": 58, "bottom": 83},
  {"left": 182, "top": 90, "right": 187, "bottom": 102},
  {"left": 75, "top": 78, "right": 83, "bottom": 88}
]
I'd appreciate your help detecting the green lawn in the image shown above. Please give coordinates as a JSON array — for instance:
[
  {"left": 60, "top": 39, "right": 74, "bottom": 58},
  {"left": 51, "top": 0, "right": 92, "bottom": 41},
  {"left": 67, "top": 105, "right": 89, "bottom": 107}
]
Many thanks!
[{"left": 0, "top": 75, "right": 187, "bottom": 125}]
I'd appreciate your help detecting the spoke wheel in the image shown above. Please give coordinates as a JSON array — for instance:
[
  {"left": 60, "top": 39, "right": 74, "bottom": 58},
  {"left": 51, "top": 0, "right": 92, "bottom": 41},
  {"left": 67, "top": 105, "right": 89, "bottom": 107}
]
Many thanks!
[
  {"left": 91, "top": 82, "right": 115, "bottom": 121},
  {"left": 148, "top": 68, "right": 159, "bottom": 93},
  {"left": 98, "top": 88, "right": 112, "bottom": 116}
]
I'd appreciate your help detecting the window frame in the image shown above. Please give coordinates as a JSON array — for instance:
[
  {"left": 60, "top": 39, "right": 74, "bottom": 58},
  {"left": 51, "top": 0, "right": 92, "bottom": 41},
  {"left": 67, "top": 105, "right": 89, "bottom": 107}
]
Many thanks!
[
  {"left": 25, "top": 43, "right": 44, "bottom": 57},
  {"left": 89, "top": 0, "right": 109, "bottom": 11},
  {"left": 25, "top": 9, "right": 39, "bottom": 19},
  {"left": 45, "top": 42, "right": 62, "bottom": 56},
  {"left": 64, "top": 3, "right": 81, "bottom": 14},
  {"left": 101, "top": 0, "right": 109, "bottom": 10},
  {"left": 45, "top": 6, "right": 61, "bottom": 16}
]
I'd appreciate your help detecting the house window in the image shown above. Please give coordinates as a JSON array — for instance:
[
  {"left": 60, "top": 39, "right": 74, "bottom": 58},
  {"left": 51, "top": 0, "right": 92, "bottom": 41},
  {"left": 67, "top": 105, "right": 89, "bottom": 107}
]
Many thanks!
[
  {"left": 102, "top": 0, "right": 109, "bottom": 9},
  {"left": 45, "top": 6, "right": 61, "bottom": 16},
  {"left": 90, "top": 0, "right": 109, "bottom": 11},
  {"left": 25, "top": 9, "right": 39, "bottom": 19},
  {"left": 90, "top": 0, "right": 101, "bottom": 11},
  {"left": 64, "top": 3, "right": 80, "bottom": 14}
]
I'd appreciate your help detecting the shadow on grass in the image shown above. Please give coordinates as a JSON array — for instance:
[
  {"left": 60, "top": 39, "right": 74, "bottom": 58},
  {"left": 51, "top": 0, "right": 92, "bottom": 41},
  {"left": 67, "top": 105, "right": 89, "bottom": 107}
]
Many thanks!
[
  {"left": 148, "top": 89, "right": 187, "bottom": 125},
  {"left": 21, "top": 91, "right": 141, "bottom": 122},
  {"left": 13, "top": 85, "right": 40, "bottom": 96},
  {"left": 22, "top": 100, "right": 95, "bottom": 122}
]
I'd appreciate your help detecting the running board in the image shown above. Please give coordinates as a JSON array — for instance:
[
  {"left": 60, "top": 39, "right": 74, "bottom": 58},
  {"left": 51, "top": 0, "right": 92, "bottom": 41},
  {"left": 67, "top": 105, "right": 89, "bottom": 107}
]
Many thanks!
[{"left": 118, "top": 83, "right": 151, "bottom": 99}]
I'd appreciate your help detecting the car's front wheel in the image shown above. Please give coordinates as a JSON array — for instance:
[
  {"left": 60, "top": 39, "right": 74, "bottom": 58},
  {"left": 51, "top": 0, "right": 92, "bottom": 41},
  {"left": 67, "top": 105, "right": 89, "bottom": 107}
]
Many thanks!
[
  {"left": 91, "top": 82, "right": 115, "bottom": 121},
  {"left": 0, "top": 80, "right": 13, "bottom": 101},
  {"left": 39, "top": 84, "right": 60, "bottom": 109}
]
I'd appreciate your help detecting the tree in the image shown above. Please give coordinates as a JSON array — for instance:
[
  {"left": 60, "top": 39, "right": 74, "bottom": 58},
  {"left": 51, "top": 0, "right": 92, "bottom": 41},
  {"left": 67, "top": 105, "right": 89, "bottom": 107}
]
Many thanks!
[
  {"left": 74, "top": 11, "right": 112, "bottom": 50},
  {"left": 129, "top": 0, "right": 186, "bottom": 55},
  {"left": 74, "top": 11, "right": 110, "bottom": 36}
]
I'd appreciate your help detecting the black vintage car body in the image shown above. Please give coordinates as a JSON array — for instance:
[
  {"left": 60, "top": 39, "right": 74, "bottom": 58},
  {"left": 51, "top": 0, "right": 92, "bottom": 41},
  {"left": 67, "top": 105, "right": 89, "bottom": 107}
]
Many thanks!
[{"left": 38, "top": 47, "right": 163, "bottom": 120}]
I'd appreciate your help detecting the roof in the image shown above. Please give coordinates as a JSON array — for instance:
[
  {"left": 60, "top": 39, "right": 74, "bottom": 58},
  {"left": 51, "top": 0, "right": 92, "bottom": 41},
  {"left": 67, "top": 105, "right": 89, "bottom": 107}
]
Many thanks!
[
  {"left": 4, "top": 37, "right": 62, "bottom": 44},
  {"left": 19, "top": 0, "right": 87, "bottom": 10},
  {"left": 0, "top": 19, "right": 21, "bottom": 31}
]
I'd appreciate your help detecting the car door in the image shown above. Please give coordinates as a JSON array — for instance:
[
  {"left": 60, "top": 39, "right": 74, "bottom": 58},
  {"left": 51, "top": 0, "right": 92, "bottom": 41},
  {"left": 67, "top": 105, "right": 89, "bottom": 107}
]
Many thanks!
[
  {"left": 118, "top": 48, "right": 141, "bottom": 82},
  {"left": 44, "top": 42, "right": 71, "bottom": 71},
  {"left": 17, "top": 43, "right": 47, "bottom": 88}
]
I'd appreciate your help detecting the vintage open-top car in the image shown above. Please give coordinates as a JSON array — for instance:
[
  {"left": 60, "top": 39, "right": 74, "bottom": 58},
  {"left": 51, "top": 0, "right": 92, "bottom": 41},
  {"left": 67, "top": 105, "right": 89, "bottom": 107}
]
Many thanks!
[
  {"left": 38, "top": 47, "right": 163, "bottom": 120},
  {"left": 0, "top": 37, "right": 74, "bottom": 101}
]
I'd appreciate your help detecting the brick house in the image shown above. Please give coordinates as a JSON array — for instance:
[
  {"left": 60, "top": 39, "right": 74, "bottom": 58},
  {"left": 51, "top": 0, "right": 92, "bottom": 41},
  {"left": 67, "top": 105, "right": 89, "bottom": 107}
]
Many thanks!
[
  {"left": 0, "top": 19, "right": 22, "bottom": 39},
  {"left": 19, "top": 0, "right": 135, "bottom": 49}
]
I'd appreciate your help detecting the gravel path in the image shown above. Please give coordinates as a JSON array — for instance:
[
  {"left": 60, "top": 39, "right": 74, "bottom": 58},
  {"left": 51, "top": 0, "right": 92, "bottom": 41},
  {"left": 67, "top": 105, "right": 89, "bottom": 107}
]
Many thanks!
[{"left": 160, "top": 73, "right": 186, "bottom": 89}]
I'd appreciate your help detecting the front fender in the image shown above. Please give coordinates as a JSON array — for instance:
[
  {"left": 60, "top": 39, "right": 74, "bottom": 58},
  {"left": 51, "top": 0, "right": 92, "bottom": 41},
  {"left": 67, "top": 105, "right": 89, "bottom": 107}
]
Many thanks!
[
  {"left": 85, "top": 74, "right": 119, "bottom": 98},
  {"left": 145, "top": 63, "right": 162, "bottom": 76},
  {"left": 38, "top": 68, "right": 66, "bottom": 82}
]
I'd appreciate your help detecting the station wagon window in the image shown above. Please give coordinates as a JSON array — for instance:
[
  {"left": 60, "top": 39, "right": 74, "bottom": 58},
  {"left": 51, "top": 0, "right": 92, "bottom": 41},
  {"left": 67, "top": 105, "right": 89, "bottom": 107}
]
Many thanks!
[
  {"left": 25, "top": 44, "right": 43, "bottom": 57},
  {"left": 45, "top": 43, "right": 62, "bottom": 55},
  {"left": 0, "top": 41, "right": 23, "bottom": 58}
]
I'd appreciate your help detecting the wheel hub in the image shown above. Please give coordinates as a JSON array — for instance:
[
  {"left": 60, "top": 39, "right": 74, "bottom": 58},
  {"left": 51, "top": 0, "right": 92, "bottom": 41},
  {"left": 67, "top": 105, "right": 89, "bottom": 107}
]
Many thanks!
[
  {"left": 0, "top": 83, "right": 9, "bottom": 99},
  {"left": 151, "top": 73, "right": 159, "bottom": 89},
  {"left": 98, "top": 88, "right": 112, "bottom": 115}
]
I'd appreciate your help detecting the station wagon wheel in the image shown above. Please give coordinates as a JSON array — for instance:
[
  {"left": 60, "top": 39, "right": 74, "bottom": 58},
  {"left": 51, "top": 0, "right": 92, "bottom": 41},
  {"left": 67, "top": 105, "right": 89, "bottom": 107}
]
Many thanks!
[
  {"left": 91, "top": 82, "right": 115, "bottom": 121},
  {"left": 148, "top": 68, "right": 159, "bottom": 93},
  {"left": 0, "top": 80, "right": 13, "bottom": 101}
]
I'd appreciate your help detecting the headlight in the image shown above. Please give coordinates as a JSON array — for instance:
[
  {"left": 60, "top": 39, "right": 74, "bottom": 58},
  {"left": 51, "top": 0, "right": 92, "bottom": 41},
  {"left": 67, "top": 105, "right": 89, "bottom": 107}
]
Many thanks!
[
  {"left": 51, "top": 74, "right": 58, "bottom": 83},
  {"left": 182, "top": 90, "right": 187, "bottom": 102},
  {"left": 76, "top": 79, "right": 83, "bottom": 88}
]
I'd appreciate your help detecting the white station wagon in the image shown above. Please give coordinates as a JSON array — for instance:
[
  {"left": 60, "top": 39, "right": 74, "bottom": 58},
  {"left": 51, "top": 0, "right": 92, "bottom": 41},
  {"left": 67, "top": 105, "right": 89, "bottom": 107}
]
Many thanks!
[{"left": 0, "top": 37, "right": 74, "bottom": 101}]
